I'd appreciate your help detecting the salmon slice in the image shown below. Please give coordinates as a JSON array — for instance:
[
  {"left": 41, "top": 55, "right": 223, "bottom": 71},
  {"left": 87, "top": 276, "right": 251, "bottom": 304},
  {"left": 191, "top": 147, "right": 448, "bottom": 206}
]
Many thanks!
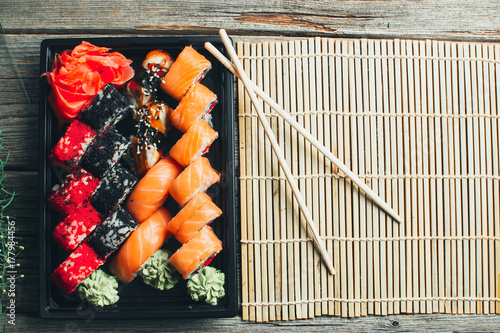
[
  {"left": 169, "top": 156, "right": 220, "bottom": 207},
  {"left": 109, "top": 207, "right": 173, "bottom": 283},
  {"left": 169, "top": 118, "right": 218, "bottom": 168},
  {"left": 160, "top": 46, "right": 211, "bottom": 101},
  {"left": 169, "top": 225, "right": 222, "bottom": 279},
  {"left": 170, "top": 82, "right": 217, "bottom": 133},
  {"left": 167, "top": 192, "right": 222, "bottom": 243},
  {"left": 126, "top": 156, "right": 182, "bottom": 223}
]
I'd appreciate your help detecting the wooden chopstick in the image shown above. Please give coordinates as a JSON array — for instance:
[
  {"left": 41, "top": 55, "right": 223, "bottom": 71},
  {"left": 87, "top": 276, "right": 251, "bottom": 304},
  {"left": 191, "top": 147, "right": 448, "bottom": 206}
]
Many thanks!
[
  {"left": 205, "top": 40, "right": 404, "bottom": 225},
  {"left": 216, "top": 29, "right": 336, "bottom": 275}
]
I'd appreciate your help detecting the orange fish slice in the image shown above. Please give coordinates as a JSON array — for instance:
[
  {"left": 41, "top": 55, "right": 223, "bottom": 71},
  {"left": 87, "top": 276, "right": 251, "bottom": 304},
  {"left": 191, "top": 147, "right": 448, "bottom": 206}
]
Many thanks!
[
  {"left": 160, "top": 46, "right": 211, "bottom": 101},
  {"left": 169, "top": 118, "right": 218, "bottom": 168},
  {"left": 167, "top": 192, "right": 222, "bottom": 243},
  {"left": 169, "top": 225, "right": 222, "bottom": 279},
  {"left": 169, "top": 156, "right": 220, "bottom": 207},
  {"left": 170, "top": 82, "right": 217, "bottom": 133},
  {"left": 109, "top": 207, "right": 173, "bottom": 283},
  {"left": 126, "top": 156, "right": 182, "bottom": 223}
]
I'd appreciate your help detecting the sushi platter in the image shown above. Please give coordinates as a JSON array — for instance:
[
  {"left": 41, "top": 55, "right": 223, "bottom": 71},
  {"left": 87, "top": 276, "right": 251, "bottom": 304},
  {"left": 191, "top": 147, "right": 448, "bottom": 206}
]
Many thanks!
[{"left": 38, "top": 37, "right": 237, "bottom": 319}]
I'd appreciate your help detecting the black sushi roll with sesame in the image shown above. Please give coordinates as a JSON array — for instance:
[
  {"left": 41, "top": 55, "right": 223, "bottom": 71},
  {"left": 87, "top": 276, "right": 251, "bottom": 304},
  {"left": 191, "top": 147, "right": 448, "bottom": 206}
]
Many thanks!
[
  {"left": 87, "top": 205, "right": 139, "bottom": 258},
  {"left": 90, "top": 163, "right": 138, "bottom": 216},
  {"left": 79, "top": 84, "right": 132, "bottom": 133},
  {"left": 81, "top": 127, "right": 131, "bottom": 178}
]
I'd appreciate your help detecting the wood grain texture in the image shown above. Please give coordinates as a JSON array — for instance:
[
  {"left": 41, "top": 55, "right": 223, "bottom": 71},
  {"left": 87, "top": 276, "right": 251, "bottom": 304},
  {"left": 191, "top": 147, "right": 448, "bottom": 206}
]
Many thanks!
[
  {"left": 7, "top": 313, "right": 500, "bottom": 332},
  {"left": 2, "top": 0, "right": 500, "bottom": 330},
  {"left": 1, "top": 1, "right": 500, "bottom": 41}
]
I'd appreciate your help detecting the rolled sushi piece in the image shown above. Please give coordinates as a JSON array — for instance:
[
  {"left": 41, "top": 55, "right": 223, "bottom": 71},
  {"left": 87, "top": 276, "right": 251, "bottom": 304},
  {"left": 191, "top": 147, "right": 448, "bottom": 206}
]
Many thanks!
[
  {"left": 52, "top": 202, "right": 103, "bottom": 252},
  {"left": 167, "top": 192, "right": 222, "bottom": 244},
  {"left": 79, "top": 84, "right": 132, "bottom": 133},
  {"left": 51, "top": 241, "right": 105, "bottom": 294},
  {"left": 169, "top": 156, "right": 220, "bottom": 207},
  {"left": 169, "top": 225, "right": 222, "bottom": 279},
  {"left": 47, "top": 168, "right": 100, "bottom": 217},
  {"left": 169, "top": 118, "right": 218, "bottom": 168},
  {"left": 160, "top": 46, "right": 212, "bottom": 101},
  {"left": 170, "top": 82, "right": 217, "bottom": 133},
  {"left": 136, "top": 100, "right": 172, "bottom": 135},
  {"left": 109, "top": 207, "right": 173, "bottom": 283},
  {"left": 49, "top": 120, "right": 97, "bottom": 169},
  {"left": 87, "top": 205, "right": 139, "bottom": 258},
  {"left": 81, "top": 127, "right": 130, "bottom": 178},
  {"left": 125, "top": 156, "right": 182, "bottom": 223},
  {"left": 90, "top": 164, "right": 138, "bottom": 216}
]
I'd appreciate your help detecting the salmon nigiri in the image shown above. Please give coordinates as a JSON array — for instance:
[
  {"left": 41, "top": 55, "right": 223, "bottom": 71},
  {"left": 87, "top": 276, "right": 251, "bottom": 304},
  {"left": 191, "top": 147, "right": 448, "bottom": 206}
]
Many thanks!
[
  {"left": 109, "top": 207, "right": 173, "bottom": 283},
  {"left": 160, "top": 46, "right": 211, "bottom": 101},
  {"left": 170, "top": 82, "right": 217, "bottom": 133},
  {"left": 169, "top": 156, "right": 220, "bottom": 207},
  {"left": 126, "top": 156, "right": 182, "bottom": 223},
  {"left": 169, "top": 225, "right": 222, "bottom": 279},
  {"left": 169, "top": 118, "right": 218, "bottom": 168},
  {"left": 167, "top": 192, "right": 222, "bottom": 243}
]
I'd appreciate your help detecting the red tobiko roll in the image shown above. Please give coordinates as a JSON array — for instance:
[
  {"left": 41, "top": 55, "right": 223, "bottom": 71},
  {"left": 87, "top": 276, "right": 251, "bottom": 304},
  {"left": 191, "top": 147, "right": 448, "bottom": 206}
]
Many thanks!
[{"left": 45, "top": 41, "right": 134, "bottom": 124}]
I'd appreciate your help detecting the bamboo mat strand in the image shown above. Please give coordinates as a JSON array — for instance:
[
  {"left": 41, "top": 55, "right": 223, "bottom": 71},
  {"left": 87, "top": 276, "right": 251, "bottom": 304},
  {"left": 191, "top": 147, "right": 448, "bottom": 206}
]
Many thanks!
[{"left": 237, "top": 38, "right": 500, "bottom": 321}]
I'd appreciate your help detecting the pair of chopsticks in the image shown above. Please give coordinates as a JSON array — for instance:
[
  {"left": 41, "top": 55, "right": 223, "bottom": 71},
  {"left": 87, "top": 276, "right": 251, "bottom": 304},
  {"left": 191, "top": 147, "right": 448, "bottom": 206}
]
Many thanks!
[{"left": 207, "top": 29, "right": 404, "bottom": 275}]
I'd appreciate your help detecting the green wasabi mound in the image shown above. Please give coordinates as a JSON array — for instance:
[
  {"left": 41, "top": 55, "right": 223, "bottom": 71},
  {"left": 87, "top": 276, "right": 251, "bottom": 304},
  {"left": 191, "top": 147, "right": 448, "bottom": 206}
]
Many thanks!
[
  {"left": 187, "top": 266, "right": 225, "bottom": 306},
  {"left": 77, "top": 269, "right": 119, "bottom": 307},
  {"left": 141, "top": 249, "right": 180, "bottom": 290}
]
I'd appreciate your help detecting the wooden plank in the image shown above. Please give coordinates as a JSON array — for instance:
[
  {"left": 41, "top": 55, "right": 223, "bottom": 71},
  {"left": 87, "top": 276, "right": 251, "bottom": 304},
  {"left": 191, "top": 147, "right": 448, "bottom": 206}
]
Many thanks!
[{"left": 9, "top": 312, "right": 500, "bottom": 332}]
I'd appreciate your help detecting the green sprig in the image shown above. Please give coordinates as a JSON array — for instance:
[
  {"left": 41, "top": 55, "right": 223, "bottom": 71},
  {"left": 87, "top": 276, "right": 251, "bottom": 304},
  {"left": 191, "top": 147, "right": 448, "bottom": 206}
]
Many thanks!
[{"left": 0, "top": 130, "right": 22, "bottom": 331}]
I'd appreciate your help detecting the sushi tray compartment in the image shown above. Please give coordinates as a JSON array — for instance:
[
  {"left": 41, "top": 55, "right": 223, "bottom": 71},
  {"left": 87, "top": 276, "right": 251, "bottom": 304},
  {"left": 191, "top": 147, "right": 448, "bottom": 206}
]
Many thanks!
[{"left": 38, "top": 37, "right": 237, "bottom": 319}]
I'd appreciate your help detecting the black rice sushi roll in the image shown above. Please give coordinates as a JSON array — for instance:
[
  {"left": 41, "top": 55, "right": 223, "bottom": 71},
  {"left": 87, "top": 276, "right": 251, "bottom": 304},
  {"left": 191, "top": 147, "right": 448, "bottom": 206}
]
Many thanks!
[
  {"left": 87, "top": 205, "right": 138, "bottom": 258},
  {"left": 90, "top": 164, "right": 137, "bottom": 216},
  {"left": 81, "top": 128, "right": 130, "bottom": 178},
  {"left": 79, "top": 84, "right": 132, "bottom": 133}
]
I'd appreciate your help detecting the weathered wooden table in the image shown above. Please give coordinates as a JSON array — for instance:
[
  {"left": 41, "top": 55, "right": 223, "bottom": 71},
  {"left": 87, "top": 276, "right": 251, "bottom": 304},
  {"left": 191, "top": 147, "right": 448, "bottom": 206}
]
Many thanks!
[{"left": 1, "top": 1, "right": 500, "bottom": 331}]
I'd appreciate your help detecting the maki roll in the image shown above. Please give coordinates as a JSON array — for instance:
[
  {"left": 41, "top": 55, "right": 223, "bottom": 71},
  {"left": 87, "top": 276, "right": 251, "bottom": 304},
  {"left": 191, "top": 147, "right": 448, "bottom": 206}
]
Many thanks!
[
  {"left": 169, "top": 225, "right": 222, "bottom": 280},
  {"left": 125, "top": 156, "right": 182, "bottom": 223},
  {"left": 51, "top": 241, "right": 105, "bottom": 294},
  {"left": 81, "top": 128, "right": 130, "bottom": 178},
  {"left": 52, "top": 202, "right": 103, "bottom": 252},
  {"left": 90, "top": 164, "right": 138, "bottom": 216},
  {"left": 79, "top": 84, "right": 131, "bottom": 133},
  {"left": 160, "top": 46, "right": 211, "bottom": 101},
  {"left": 87, "top": 205, "right": 139, "bottom": 258},
  {"left": 49, "top": 120, "right": 97, "bottom": 169},
  {"left": 169, "top": 118, "right": 218, "bottom": 168},
  {"left": 170, "top": 82, "right": 217, "bottom": 133},
  {"left": 169, "top": 156, "right": 220, "bottom": 207},
  {"left": 167, "top": 192, "right": 222, "bottom": 243},
  {"left": 109, "top": 207, "right": 173, "bottom": 283},
  {"left": 47, "top": 168, "right": 99, "bottom": 217}
]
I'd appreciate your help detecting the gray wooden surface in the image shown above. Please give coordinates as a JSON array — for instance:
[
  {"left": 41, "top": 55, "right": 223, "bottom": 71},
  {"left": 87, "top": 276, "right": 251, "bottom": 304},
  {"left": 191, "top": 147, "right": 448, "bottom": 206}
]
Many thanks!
[{"left": 1, "top": 1, "right": 500, "bottom": 331}]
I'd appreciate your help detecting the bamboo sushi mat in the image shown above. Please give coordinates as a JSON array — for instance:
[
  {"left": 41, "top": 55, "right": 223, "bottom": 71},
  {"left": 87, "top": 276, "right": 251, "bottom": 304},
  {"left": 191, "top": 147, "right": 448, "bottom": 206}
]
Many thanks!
[{"left": 236, "top": 38, "right": 500, "bottom": 321}]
